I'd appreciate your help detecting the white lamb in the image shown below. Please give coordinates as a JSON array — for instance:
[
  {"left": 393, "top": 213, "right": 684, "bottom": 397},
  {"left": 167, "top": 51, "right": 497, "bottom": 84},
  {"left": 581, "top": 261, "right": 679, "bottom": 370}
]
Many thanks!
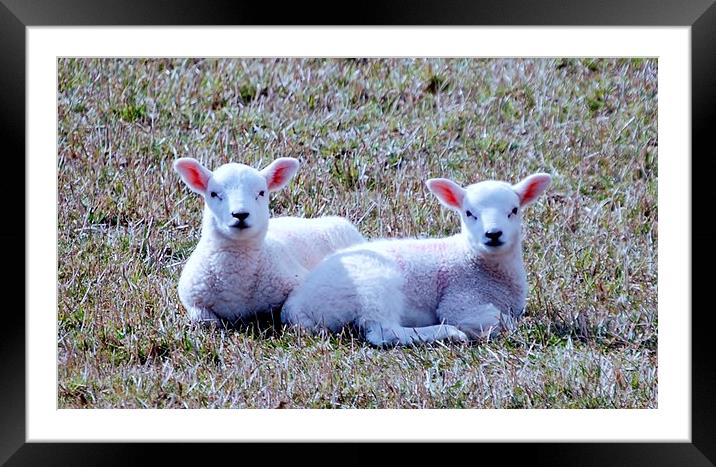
[
  {"left": 173, "top": 156, "right": 364, "bottom": 325},
  {"left": 281, "top": 172, "right": 551, "bottom": 346}
]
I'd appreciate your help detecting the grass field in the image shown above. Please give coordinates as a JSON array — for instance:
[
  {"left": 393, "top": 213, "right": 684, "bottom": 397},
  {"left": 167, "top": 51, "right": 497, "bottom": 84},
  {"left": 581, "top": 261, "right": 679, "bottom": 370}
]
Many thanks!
[{"left": 57, "top": 58, "right": 657, "bottom": 409}]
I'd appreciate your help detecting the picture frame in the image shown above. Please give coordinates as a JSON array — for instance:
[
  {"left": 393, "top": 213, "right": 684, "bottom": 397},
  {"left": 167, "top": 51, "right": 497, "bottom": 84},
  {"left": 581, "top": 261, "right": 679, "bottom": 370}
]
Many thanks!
[{"left": 4, "top": 0, "right": 713, "bottom": 464}]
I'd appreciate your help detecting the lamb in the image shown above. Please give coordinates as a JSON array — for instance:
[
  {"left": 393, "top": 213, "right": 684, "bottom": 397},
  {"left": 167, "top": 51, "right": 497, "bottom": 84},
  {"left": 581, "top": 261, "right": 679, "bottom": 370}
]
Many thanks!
[
  {"left": 173, "top": 156, "right": 364, "bottom": 325},
  {"left": 281, "top": 172, "right": 551, "bottom": 346}
]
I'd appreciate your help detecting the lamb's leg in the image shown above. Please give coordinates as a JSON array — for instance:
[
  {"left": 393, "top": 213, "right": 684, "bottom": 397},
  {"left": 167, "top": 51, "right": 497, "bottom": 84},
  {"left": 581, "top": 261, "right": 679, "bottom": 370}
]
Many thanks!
[
  {"left": 363, "top": 320, "right": 468, "bottom": 347},
  {"left": 453, "top": 303, "right": 506, "bottom": 340},
  {"left": 280, "top": 306, "right": 317, "bottom": 333}
]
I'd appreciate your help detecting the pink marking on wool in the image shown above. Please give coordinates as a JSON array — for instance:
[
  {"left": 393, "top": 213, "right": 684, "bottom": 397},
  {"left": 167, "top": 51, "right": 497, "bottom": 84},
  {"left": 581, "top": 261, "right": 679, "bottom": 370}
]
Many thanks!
[
  {"left": 282, "top": 231, "right": 297, "bottom": 243},
  {"left": 436, "top": 264, "right": 449, "bottom": 295},
  {"left": 417, "top": 243, "right": 450, "bottom": 295},
  {"left": 413, "top": 242, "right": 447, "bottom": 253},
  {"left": 390, "top": 248, "right": 407, "bottom": 272}
]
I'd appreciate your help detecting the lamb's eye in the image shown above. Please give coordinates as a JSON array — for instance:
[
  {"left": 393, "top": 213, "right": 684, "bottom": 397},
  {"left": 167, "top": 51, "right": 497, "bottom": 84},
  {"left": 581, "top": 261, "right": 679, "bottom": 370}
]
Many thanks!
[
  {"left": 466, "top": 210, "right": 474, "bottom": 218},
  {"left": 210, "top": 191, "right": 218, "bottom": 198},
  {"left": 258, "top": 190, "right": 265, "bottom": 197},
  {"left": 512, "top": 207, "right": 518, "bottom": 215}
]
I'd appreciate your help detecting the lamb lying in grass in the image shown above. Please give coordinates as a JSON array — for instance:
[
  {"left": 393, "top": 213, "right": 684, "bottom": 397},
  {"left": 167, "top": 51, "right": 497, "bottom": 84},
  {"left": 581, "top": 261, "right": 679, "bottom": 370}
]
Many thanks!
[
  {"left": 174, "top": 157, "right": 364, "bottom": 325},
  {"left": 282, "top": 172, "right": 551, "bottom": 346}
]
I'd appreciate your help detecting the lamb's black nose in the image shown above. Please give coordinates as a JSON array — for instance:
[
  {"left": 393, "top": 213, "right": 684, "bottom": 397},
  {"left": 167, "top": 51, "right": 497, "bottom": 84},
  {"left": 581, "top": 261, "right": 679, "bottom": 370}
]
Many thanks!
[
  {"left": 485, "top": 229, "right": 503, "bottom": 240},
  {"left": 232, "top": 211, "right": 250, "bottom": 221}
]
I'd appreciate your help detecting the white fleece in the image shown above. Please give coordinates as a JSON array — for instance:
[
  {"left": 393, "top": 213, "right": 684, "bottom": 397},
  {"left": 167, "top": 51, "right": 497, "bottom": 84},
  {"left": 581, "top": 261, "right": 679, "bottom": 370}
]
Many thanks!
[
  {"left": 282, "top": 173, "right": 551, "bottom": 346},
  {"left": 178, "top": 213, "right": 364, "bottom": 324},
  {"left": 173, "top": 156, "right": 364, "bottom": 324}
]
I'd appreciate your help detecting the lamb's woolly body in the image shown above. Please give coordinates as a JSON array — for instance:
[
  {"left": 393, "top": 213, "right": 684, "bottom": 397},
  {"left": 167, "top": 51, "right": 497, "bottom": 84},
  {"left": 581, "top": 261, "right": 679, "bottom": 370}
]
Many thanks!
[
  {"left": 179, "top": 212, "right": 363, "bottom": 323},
  {"left": 282, "top": 172, "right": 550, "bottom": 346},
  {"left": 173, "top": 156, "right": 364, "bottom": 324},
  {"left": 281, "top": 233, "right": 526, "bottom": 341}
]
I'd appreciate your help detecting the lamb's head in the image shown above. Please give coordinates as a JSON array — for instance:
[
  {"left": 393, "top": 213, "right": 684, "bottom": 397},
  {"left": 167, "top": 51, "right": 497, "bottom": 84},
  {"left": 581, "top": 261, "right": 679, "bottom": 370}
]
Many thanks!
[
  {"left": 174, "top": 157, "right": 299, "bottom": 241},
  {"left": 427, "top": 173, "right": 551, "bottom": 256}
]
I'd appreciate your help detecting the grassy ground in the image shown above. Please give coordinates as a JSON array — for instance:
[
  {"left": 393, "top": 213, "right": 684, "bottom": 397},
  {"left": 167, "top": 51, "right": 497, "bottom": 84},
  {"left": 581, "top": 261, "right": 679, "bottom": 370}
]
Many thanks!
[{"left": 57, "top": 58, "right": 657, "bottom": 409}]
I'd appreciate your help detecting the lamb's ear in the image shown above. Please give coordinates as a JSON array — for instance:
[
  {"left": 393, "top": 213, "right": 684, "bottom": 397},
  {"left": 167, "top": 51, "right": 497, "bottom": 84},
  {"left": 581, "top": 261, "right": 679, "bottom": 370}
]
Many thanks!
[
  {"left": 260, "top": 157, "right": 300, "bottom": 192},
  {"left": 174, "top": 158, "right": 212, "bottom": 195},
  {"left": 426, "top": 178, "right": 466, "bottom": 210},
  {"left": 513, "top": 173, "right": 551, "bottom": 207}
]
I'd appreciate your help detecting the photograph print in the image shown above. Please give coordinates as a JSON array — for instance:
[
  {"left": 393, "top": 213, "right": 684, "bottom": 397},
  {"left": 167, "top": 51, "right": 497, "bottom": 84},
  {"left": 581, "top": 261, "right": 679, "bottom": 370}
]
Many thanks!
[{"left": 57, "top": 57, "right": 657, "bottom": 409}]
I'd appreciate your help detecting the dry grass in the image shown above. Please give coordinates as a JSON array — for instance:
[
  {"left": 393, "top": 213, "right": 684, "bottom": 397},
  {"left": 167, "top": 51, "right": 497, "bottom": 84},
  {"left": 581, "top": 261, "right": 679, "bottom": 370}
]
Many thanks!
[{"left": 57, "top": 58, "right": 657, "bottom": 408}]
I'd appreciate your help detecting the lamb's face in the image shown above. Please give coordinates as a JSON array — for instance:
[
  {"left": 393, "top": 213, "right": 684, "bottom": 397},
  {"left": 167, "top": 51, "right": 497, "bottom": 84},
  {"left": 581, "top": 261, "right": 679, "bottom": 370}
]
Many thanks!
[
  {"left": 427, "top": 173, "right": 551, "bottom": 257},
  {"left": 460, "top": 181, "right": 524, "bottom": 255},
  {"left": 174, "top": 157, "right": 299, "bottom": 242},
  {"left": 204, "top": 163, "right": 272, "bottom": 240}
]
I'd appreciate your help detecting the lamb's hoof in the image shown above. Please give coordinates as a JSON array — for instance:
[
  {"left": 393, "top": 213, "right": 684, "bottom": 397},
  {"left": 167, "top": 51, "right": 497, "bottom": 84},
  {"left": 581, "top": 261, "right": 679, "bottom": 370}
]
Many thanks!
[{"left": 447, "top": 328, "right": 469, "bottom": 343}]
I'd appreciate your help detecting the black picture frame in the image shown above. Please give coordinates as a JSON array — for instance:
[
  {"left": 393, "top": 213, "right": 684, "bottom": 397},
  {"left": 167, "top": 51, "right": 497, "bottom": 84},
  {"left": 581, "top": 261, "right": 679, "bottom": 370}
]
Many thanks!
[{"left": 4, "top": 0, "right": 713, "bottom": 464}]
